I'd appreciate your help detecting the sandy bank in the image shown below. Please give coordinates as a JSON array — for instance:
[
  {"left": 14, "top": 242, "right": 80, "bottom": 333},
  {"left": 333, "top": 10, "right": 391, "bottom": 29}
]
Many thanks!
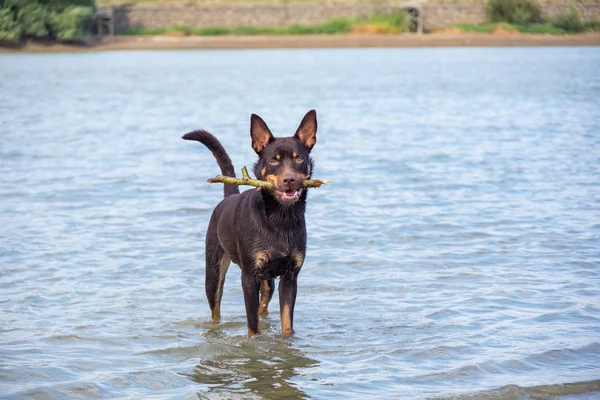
[{"left": 2, "top": 33, "right": 600, "bottom": 53}]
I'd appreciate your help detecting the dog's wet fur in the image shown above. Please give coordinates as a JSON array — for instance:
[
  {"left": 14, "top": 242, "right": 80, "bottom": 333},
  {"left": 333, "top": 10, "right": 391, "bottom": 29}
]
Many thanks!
[{"left": 182, "top": 110, "right": 317, "bottom": 337}]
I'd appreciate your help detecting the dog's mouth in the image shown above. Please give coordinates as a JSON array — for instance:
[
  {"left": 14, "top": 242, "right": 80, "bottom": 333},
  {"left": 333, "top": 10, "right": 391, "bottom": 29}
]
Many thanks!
[{"left": 274, "top": 189, "right": 302, "bottom": 202}]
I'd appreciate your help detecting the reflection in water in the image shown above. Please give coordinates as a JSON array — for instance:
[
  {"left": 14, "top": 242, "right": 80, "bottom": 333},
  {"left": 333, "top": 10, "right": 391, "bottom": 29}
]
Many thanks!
[{"left": 191, "top": 324, "right": 318, "bottom": 399}]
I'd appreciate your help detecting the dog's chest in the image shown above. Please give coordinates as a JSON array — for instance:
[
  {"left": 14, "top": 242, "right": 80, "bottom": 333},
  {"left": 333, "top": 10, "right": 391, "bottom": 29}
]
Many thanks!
[{"left": 253, "top": 245, "right": 305, "bottom": 279}]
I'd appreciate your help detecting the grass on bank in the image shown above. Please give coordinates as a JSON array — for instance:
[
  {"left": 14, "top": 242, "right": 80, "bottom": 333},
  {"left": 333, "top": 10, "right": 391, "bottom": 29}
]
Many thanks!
[
  {"left": 444, "top": 21, "right": 600, "bottom": 34},
  {"left": 121, "top": 11, "right": 412, "bottom": 36},
  {"left": 437, "top": 20, "right": 600, "bottom": 35}
]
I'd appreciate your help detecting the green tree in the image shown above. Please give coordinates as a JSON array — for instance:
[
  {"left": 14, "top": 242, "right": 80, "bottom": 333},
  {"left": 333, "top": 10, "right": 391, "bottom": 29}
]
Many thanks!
[
  {"left": 42, "top": 0, "right": 96, "bottom": 11},
  {"left": 552, "top": 6, "right": 583, "bottom": 32},
  {"left": 17, "top": 2, "right": 49, "bottom": 37},
  {"left": 48, "top": 5, "right": 94, "bottom": 41},
  {"left": 0, "top": 0, "right": 95, "bottom": 42},
  {"left": 0, "top": 6, "right": 21, "bottom": 40},
  {"left": 487, "top": 0, "right": 541, "bottom": 25}
]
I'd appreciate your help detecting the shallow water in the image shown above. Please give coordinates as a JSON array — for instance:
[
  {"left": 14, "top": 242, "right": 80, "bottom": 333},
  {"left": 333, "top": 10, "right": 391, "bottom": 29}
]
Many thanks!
[{"left": 1, "top": 47, "right": 599, "bottom": 399}]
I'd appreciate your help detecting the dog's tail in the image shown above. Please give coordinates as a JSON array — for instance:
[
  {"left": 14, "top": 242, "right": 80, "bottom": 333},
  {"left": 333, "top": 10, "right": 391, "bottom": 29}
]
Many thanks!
[{"left": 182, "top": 130, "right": 240, "bottom": 198}]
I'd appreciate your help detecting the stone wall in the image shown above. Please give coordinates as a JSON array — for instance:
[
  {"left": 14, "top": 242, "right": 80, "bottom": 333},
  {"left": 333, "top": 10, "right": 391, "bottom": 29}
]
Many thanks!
[
  {"left": 422, "top": 4, "right": 486, "bottom": 28},
  {"left": 541, "top": 2, "right": 600, "bottom": 21},
  {"left": 422, "top": 2, "right": 600, "bottom": 30},
  {"left": 112, "top": 2, "right": 600, "bottom": 33},
  {"left": 113, "top": 3, "right": 413, "bottom": 32}
]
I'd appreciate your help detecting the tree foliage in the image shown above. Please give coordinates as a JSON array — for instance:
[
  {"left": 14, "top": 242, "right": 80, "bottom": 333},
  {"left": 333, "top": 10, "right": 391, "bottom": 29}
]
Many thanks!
[
  {"left": 0, "top": 0, "right": 95, "bottom": 42},
  {"left": 17, "top": 2, "right": 49, "bottom": 37},
  {"left": 487, "top": 0, "right": 541, "bottom": 25},
  {"left": 41, "top": 0, "right": 96, "bottom": 12},
  {"left": 0, "top": 7, "right": 21, "bottom": 40},
  {"left": 49, "top": 6, "right": 94, "bottom": 41},
  {"left": 551, "top": 6, "right": 583, "bottom": 33}
]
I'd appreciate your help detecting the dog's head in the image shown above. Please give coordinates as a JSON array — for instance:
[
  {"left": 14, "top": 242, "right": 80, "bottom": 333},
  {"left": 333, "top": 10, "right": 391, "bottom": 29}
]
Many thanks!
[{"left": 251, "top": 110, "right": 317, "bottom": 204}]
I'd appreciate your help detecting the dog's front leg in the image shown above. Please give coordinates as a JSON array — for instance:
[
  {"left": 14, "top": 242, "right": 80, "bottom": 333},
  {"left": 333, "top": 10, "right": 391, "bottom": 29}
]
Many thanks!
[
  {"left": 279, "top": 272, "right": 299, "bottom": 336},
  {"left": 241, "top": 271, "right": 261, "bottom": 338}
]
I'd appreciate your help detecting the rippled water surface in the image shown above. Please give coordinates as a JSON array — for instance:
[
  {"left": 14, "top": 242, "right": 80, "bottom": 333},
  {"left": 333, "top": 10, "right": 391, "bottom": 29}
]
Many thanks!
[{"left": 1, "top": 47, "right": 600, "bottom": 399}]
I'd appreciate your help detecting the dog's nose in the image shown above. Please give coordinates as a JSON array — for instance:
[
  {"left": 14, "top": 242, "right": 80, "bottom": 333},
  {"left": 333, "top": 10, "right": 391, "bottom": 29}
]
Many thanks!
[{"left": 283, "top": 175, "right": 296, "bottom": 186}]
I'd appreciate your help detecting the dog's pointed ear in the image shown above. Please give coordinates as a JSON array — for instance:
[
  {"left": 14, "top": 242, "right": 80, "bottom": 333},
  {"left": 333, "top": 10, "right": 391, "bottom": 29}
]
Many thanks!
[
  {"left": 251, "top": 114, "right": 274, "bottom": 154},
  {"left": 294, "top": 109, "right": 317, "bottom": 152}
]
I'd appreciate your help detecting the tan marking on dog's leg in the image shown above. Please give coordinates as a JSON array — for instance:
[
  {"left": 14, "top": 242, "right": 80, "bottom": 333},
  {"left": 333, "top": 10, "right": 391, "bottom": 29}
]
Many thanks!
[
  {"left": 211, "top": 305, "right": 220, "bottom": 322},
  {"left": 281, "top": 304, "right": 294, "bottom": 336},
  {"left": 291, "top": 251, "right": 304, "bottom": 271},
  {"left": 211, "top": 254, "right": 230, "bottom": 322},
  {"left": 248, "top": 326, "right": 262, "bottom": 338},
  {"left": 259, "top": 280, "right": 272, "bottom": 316},
  {"left": 253, "top": 251, "right": 270, "bottom": 271}
]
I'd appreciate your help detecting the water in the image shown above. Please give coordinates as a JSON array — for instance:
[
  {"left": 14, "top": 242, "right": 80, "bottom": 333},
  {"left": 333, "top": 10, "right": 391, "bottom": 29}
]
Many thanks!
[{"left": 1, "top": 47, "right": 599, "bottom": 399}]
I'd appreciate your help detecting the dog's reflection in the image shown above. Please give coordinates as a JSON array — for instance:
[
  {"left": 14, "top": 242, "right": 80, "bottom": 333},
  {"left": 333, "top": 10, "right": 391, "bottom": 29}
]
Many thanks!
[{"left": 191, "top": 323, "right": 318, "bottom": 399}]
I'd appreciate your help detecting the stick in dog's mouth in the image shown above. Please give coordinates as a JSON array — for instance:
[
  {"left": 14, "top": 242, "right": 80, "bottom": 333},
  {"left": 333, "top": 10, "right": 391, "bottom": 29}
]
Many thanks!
[{"left": 207, "top": 166, "right": 331, "bottom": 190}]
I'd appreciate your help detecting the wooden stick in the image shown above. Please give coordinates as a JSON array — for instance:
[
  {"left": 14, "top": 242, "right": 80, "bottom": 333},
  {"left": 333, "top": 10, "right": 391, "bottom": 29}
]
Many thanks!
[
  {"left": 241, "top": 166, "right": 252, "bottom": 180},
  {"left": 207, "top": 167, "right": 331, "bottom": 189}
]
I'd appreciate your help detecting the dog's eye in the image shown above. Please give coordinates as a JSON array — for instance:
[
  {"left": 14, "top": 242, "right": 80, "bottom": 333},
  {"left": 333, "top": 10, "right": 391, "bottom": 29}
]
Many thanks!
[
  {"left": 295, "top": 157, "right": 304, "bottom": 163},
  {"left": 269, "top": 159, "right": 279, "bottom": 166}
]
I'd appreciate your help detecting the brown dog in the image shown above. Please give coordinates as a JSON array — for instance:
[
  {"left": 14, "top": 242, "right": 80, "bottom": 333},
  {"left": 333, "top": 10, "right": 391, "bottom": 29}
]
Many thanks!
[{"left": 183, "top": 110, "right": 317, "bottom": 337}]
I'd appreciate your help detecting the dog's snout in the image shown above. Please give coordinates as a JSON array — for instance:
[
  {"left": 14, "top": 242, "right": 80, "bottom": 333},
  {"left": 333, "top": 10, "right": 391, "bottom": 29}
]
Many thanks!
[{"left": 283, "top": 174, "right": 296, "bottom": 187}]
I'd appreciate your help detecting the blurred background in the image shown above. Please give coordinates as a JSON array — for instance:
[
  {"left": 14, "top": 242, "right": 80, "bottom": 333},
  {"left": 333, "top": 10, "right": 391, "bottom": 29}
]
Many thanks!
[
  {"left": 1, "top": 1, "right": 600, "bottom": 399},
  {"left": 1, "top": 0, "right": 599, "bottom": 42}
]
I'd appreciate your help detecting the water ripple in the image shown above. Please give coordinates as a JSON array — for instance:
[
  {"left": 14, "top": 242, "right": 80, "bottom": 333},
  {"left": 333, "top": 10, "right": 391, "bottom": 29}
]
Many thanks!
[{"left": 1, "top": 47, "right": 599, "bottom": 399}]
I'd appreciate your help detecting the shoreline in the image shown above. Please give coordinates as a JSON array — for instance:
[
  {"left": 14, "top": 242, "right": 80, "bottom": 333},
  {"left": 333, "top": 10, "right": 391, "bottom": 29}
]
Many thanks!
[{"left": 2, "top": 33, "right": 600, "bottom": 53}]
